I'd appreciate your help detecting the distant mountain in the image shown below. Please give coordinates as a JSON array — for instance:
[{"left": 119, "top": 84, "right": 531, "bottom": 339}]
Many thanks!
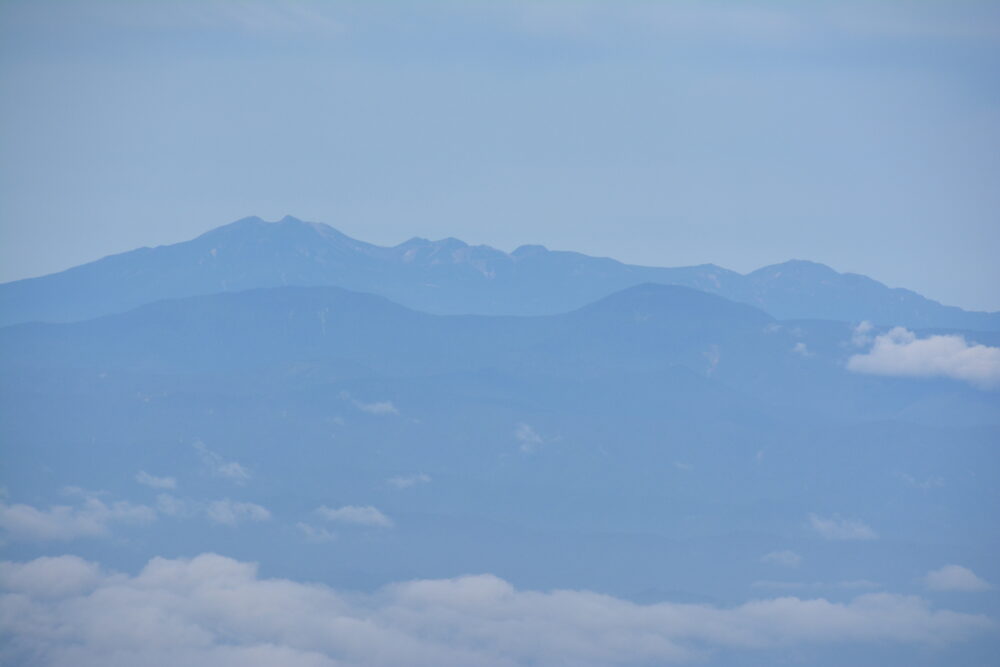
[
  {"left": 1, "top": 215, "right": 996, "bottom": 330},
  {"left": 5, "top": 282, "right": 983, "bottom": 421},
  {"left": 0, "top": 283, "right": 776, "bottom": 378}
]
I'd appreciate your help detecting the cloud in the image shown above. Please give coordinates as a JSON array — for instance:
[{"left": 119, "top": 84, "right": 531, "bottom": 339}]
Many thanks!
[
  {"left": 0, "top": 555, "right": 101, "bottom": 598},
  {"left": 0, "top": 553, "right": 993, "bottom": 667},
  {"left": 316, "top": 505, "right": 392, "bottom": 528},
  {"left": 514, "top": 422, "right": 544, "bottom": 453},
  {"left": 761, "top": 550, "right": 801, "bottom": 567},
  {"left": 847, "top": 327, "right": 1000, "bottom": 389},
  {"left": 851, "top": 321, "right": 874, "bottom": 347},
  {"left": 296, "top": 522, "right": 337, "bottom": 543},
  {"left": 205, "top": 500, "right": 271, "bottom": 526},
  {"left": 154, "top": 494, "right": 270, "bottom": 526},
  {"left": 135, "top": 471, "right": 177, "bottom": 490},
  {"left": 339, "top": 391, "right": 399, "bottom": 416},
  {"left": 387, "top": 473, "right": 431, "bottom": 489},
  {"left": 923, "top": 565, "right": 992, "bottom": 593},
  {"left": 193, "top": 441, "right": 252, "bottom": 484},
  {"left": 0, "top": 494, "right": 156, "bottom": 542},
  {"left": 792, "top": 342, "right": 812, "bottom": 357},
  {"left": 808, "top": 514, "right": 878, "bottom": 541},
  {"left": 896, "top": 471, "right": 944, "bottom": 491}
]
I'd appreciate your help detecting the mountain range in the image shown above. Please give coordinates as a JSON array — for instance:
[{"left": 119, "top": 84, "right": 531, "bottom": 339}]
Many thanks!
[{"left": 2, "top": 215, "right": 997, "bottom": 330}]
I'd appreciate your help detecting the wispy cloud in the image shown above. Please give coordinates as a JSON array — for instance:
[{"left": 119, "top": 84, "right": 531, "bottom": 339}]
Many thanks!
[
  {"left": 155, "top": 494, "right": 270, "bottom": 526},
  {"left": 340, "top": 391, "right": 399, "bottom": 416},
  {"left": 808, "top": 514, "right": 877, "bottom": 541},
  {"left": 135, "top": 471, "right": 176, "bottom": 490},
  {"left": 193, "top": 441, "right": 252, "bottom": 484},
  {"left": 316, "top": 504, "right": 393, "bottom": 528},
  {"left": 205, "top": 499, "right": 271, "bottom": 526},
  {"left": 761, "top": 550, "right": 801, "bottom": 567},
  {"left": 848, "top": 327, "right": 1000, "bottom": 389},
  {"left": 296, "top": 522, "right": 337, "bottom": 543},
  {"left": 514, "top": 422, "right": 544, "bottom": 453},
  {"left": 387, "top": 473, "right": 431, "bottom": 489},
  {"left": 0, "top": 493, "right": 155, "bottom": 542},
  {"left": 0, "top": 553, "right": 992, "bottom": 667}
]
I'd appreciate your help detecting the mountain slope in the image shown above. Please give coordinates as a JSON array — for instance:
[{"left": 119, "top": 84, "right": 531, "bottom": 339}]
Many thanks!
[{"left": 1, "top": 215, "right": 996, "bottom": 330}]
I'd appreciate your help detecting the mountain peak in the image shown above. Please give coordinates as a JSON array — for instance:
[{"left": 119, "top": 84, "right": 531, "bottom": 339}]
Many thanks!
[{"left": 749, "top": 259, "right": 840, "bottom": 281}]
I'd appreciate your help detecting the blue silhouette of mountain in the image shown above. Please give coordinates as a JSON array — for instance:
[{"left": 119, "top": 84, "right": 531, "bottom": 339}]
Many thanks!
[{"left": 2, "top": 215, "right": 996, "bottom": 330}]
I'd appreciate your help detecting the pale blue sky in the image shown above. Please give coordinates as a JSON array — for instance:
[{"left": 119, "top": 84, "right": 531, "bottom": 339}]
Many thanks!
[{"left": 1, "top": 0, "right": 998, "bottom": 309}]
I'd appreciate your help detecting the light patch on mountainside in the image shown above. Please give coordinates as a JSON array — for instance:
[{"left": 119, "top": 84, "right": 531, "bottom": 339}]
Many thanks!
[
  {"left": 761, "top": 550, "right": 801, "bottom": 567},
  {"left": 0, "top": 493, "right": 155, "bottom": 542},
  {"left": 135, "top": 471, "right": 177, "bottom": 490},
  {"left": 848, "top": 327, "right": 1000, "bottom": 389},
  {"left": 316, "top": 504, "right": 393, "bottom": 528},
  {"left": 193, "top": 441, "right": 252, "bottom": 484},
  {"left": 809, "top": 514, "right": 878, "bottom": 541},
  {"left": 0, "top": 553, "right": 992, "bottom": 667},
  {"left": 923, "top": 565, "right": 992, "bottom": 592}
]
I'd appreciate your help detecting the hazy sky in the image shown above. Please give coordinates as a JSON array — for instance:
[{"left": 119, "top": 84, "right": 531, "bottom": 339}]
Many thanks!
[{"left": 1, "top": 0, "right": 998, "bottom": 309}]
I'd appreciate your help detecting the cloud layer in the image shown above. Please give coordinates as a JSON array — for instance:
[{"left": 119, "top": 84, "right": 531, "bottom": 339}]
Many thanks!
[
  {"left": 923, "top": 565, "right": 992, "bottom": 593},
  {"left": 848, "top": 327, "right": 1000, "bottom": 389},
  {"left": 0, "top": 553, "right": 993, "bottom": 667}
]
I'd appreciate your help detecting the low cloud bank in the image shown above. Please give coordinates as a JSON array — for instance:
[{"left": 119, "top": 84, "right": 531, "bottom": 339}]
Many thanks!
[
  {"left": 848, "top": 326, "right": 1000, "bottom": 389},
  {"left": 1, "top": 553, "right": 993, "bottom": 667}
]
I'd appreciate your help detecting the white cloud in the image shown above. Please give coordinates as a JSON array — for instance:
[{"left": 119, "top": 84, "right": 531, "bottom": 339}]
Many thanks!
[
  {"left": 851, "top": 321, "right": 874, "bottom": 347},
  {"left": 387, "top": 473, "right": 431, "bottom": 489},
  {"left": 0, "top": 555, "right": 101, "bottom": 598},
  {"left": 0, "top": 495, "right": 155, "bottom": 542},
  {"left": 514, "top": 422, "right": 544, "bottom": 453},
  {"left": 135, "top": 471, "right": 177, "bottom": 490},
  {"left": 808, "top": 514, "right": 878, "bottom": 541},
  {"left": 923, "top": 565, "right": 992, "bottom": 593},
  {"left": 193, "top": 441, "right": 251, "bottom": 484},
  {"left": 339, "top": 391, "right": 399, "bottom": 416},
  {"left": 0, "top": 553, "right": 993, "bottom": 667},
  {"left": 316, "top": 505, "right": 392, "bottom": 528},
  {"left": 847, "top": 327, "right": 1000, "bottom": 389},
  {"left": 792, "top": 342, "right": 812, "bottom": 357},
  {"left": 205, "top": 500, "right": 271, "bottom": 526},
  {"left": 156, "top": 494, "right": 270, "bottom": 526},
  {"left": 296, "top": 522, "right": 337, "bottom": 543},
  {"left": 761, "top": 550, "right": 801, "bottom": 567}
]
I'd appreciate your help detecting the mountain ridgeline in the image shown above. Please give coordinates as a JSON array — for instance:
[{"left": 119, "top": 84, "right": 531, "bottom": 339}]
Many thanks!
[{"left": 1, "top": 215, "right": 997, "bottom": 330}]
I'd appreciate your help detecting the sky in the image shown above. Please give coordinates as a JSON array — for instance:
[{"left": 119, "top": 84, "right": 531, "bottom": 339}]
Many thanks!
[{"left": 1, "top": 0, "right": 998, "bottom": 310}]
